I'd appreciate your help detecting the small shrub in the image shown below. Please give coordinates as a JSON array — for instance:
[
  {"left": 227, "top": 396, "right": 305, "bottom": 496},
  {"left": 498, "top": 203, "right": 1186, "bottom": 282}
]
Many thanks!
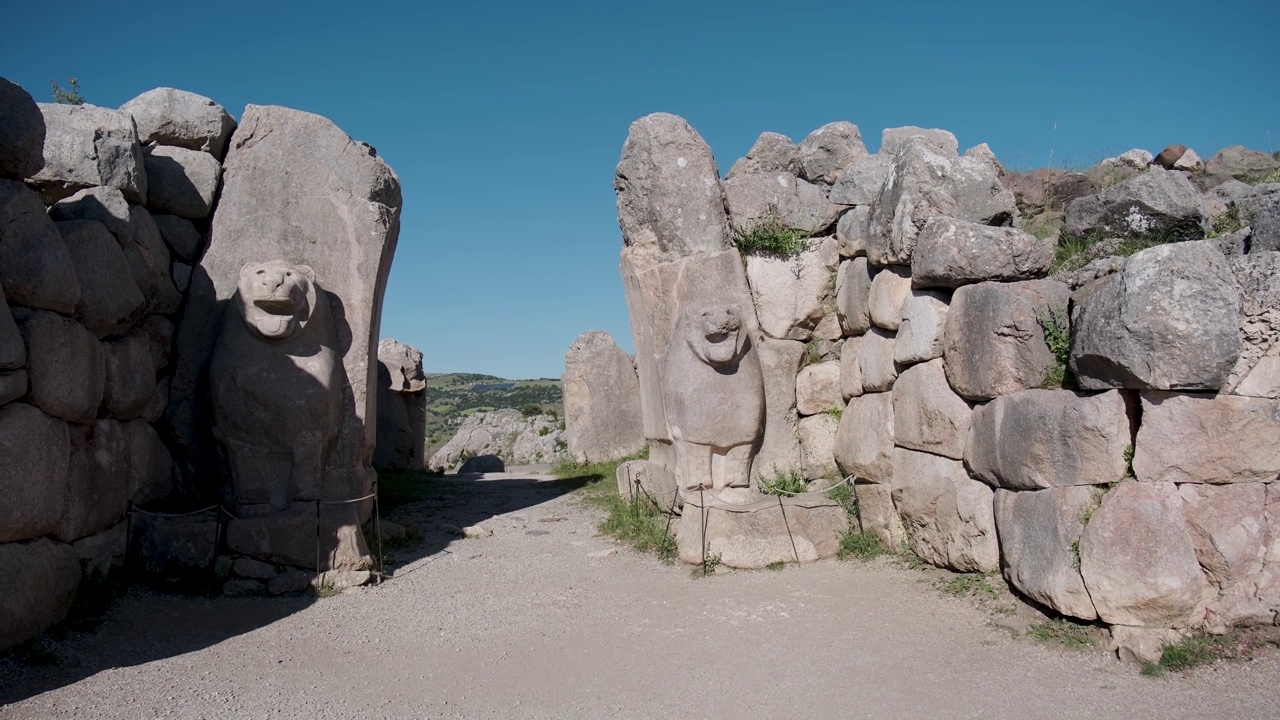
[
  {"left": 692, "top": 550, "right": 722, "bottom": 577},
  {"left": 50, "top": 77, "right": 84, "bottom": 105},
  {"left": 520, "top": 404, "right": 543, "bottom": 417},
  {"left": 1123, "top": 444, "right": 1135, "bottom": 479},
  {"left": 823, "top": 406, "right": 843, "bottom": 421},
  {"left": 766, "top": 561, "right": 786, "bottom": 571},
  {"left": 537, "top": 426, "right": 552, "bottom": 437},
  {"left": 759, "top": 466, "right": 807, "bottom": 496},
  {"left": 1037, "top": 305, "right": 1072, "bottom": 389},
  {"left": 838, "top": 530, "right": 886, "bottom": 561},
  {"left": 732, "top": 212, "right": 809, "bottom": 258},
  {"left": 1028, "top": 618, "right": 1096, "bottom": 650}
]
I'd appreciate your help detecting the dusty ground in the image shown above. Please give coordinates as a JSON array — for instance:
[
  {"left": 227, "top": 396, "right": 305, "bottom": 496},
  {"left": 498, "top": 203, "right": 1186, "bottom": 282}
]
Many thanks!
[{"left": 2, "top": 470, "right": 1278, "bottom": 719}]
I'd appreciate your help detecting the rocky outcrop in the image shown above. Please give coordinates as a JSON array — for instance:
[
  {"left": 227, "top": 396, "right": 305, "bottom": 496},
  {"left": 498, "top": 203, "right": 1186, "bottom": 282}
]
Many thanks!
[
  {"left": 1064, "top": 168, "right": 1211, "bottom": 240},
  {"left": 429, "top": 409, "right": 566, "bottom": 471},
  {"left": 562, "top": 331, "right": 644, "bottom": 463},
  {"left": 119, "top": 87, "right": 236, "bottom": 159}
]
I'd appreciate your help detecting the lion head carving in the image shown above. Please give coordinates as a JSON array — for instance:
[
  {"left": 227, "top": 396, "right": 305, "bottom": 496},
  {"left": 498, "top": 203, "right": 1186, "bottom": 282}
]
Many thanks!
[
  {"left": 234, "top": 260, "right": 318, "bottom": 341},
  {"left": 684, "top": 305, "right": 748, "bottom": 367}
]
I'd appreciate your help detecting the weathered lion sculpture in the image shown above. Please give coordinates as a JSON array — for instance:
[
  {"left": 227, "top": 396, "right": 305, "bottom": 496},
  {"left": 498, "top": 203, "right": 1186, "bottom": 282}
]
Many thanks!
[
  {"left": 661, "top": 304, "right": 764, "bottom": 495},
  {"left": 210, "top": 260, "right": 341, "bottom": 511}
]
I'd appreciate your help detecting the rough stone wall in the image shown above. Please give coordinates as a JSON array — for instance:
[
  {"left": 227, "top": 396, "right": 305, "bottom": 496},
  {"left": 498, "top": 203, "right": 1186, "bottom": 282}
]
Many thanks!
[{"left": 617, "top": 114, "right": 1280, "bottom": 637}]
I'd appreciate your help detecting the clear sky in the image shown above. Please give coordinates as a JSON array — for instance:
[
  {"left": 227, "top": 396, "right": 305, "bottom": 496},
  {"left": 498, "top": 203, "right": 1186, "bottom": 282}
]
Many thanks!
[{"left": 3, "top": 1, "right": 1277, "bottom": 378}]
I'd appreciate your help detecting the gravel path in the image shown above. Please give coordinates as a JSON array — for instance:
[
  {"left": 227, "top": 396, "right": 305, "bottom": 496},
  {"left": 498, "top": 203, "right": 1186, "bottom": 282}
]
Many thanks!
[{"left": 2, "top": 471, "right": 1278, "bottom": 719}]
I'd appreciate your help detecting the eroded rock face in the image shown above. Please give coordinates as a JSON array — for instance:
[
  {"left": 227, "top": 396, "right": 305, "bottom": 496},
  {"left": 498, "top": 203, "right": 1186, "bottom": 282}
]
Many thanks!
[
  {"left": 1237, "top": 192, "right": 1280, "bottom": 253},
  {"left": 829, "top": 154, "right": 892, "bottom": 207},
  {"left": 56, "top": 220, "right": 146, "bottom": 338},
  {"left": 677, "top": 494, "right": 846, "bottom": 568},
  {"left": 52, "top": 423, "right": 128, "bottom": 542},
  {"left": 835, "top": 391, "right": 894, "bottom": 483},
  {"left": 1070, "top": 242, "right": 1241, "bottom": 391},
  {"left": 0, "top": 538, "right": 81, "bottom": 651},
  {"left": 1179, "top": 484, "right": 1275, "bottom": 631},
  {"left": 797, "top": 413, "right": 840, "bottom": 480},
  {"left": 868, "top": 265, "right": 912, "bottom": 331},
  {"left": 1079, "top": 482, "right": 1210, "bottom": 627},
  {"left": 880, "top": 126, "right": 958, "bottom": 156},
  {"left": 562, "top": 330, "right": 644, "bottom": 463},
  {"left": 839, "top": 336, "right": 864, "bottom": 399},
  {"left": 1225, "top": 252, "right": 1280, "bottom": 398},
  {"left": 995, "top": 487, "right": 1098, "bottom": 620},
  {"left": 119, "top": 87, "right": 237, "bottom": 159},
  {"left": 852, "top": 482, "right": 905, "bottom": 549},
  {"left": 0, "top": 291, "right": 22, "bottom": 370},
  {"left": 142, "top": 145, "right": 222, "bottom": 219},
  {"left": 0, "top": 78, "right": 44, "bottom": 180},
  {"left": 891, "top": 448, "right": 998, "bottom": 573},
  {"left": 894, "top": 290, "right": 948, "bottom": 365},
  {"left": 30, "top": 103, "right": 147, "bottom": 203},
  {"left": 795, "top": 360, "right": 842, "bottom": 416},
  {"left": 0, "top": 179, "right": 81, "bottom": 314},
  {"left": 1133, "top": 392, "right": 1280, "bottom": 485},
  {"left": 859, "top": 328, "right": 898, "bottom": 392},
  {"left": 835, "top": 257, "right": 874, "bottom": 336},
  {"left": 893, "top": 359, "right": 971, "bottom": 460},
  {"left": 911, "top": 217, "right": 1053, "bottom": 288},
  {"left": 1206, "top": 146, "right": 1280, "bottom": 180}
]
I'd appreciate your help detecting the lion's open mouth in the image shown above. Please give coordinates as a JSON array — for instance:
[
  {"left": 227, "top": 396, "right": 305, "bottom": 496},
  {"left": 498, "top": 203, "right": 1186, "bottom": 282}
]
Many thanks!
[{"left": 254, "top": 298, "right": 297, "bottom": 315}]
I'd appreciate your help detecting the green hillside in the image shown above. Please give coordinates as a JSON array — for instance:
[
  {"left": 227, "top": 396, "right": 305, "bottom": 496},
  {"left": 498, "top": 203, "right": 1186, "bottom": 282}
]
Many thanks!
[{"left": 421, "top": 373, "right": 564, "bottom": 457}]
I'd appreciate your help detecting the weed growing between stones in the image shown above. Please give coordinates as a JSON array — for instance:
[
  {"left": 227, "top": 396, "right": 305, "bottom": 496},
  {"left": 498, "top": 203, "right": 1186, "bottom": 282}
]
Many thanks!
[
  {"left": 692, "top": 551, "right": 722, "bottom": 578},
  {"left": 1142, "top": 627, "right": 1280, "bottom": 676},
  {"left": 732, "top": 212, "right": 809, "bottom": 258},
  {"left": 937, "top": 572, "right": 1002, "bottom": 600},
  {"left": 838, "top": 531, "right": 887, "bottom": 561},
  {"left": 1052, "top": 227, "right": 1185, "bottom": 275},
  {"left": 822, "top": 406, "right": 843, "bottom": 421},
  {"left": 1036, "top": 305, "right": 1072, "bottom": 389},
  {"left": 1028, "top": 618, "right": 1097, "bottom": 650},
  {"left": 1207, "top": 205, "right": 1253, "bottom": 237},
  {"left": 766, "top": 561, "right": 786, "bottom": 571},
  {"left": 315, "top": 581, "right": 340, "bottom": 599},
  {"left": 759, "top": 466, "right": 807, "bottom": 496}
]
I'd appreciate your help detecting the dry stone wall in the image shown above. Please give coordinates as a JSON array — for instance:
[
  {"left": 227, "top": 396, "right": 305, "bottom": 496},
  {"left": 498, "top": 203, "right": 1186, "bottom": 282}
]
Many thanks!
[{"left": 615, "top": 113, "right": 1280, "bottom": 639}]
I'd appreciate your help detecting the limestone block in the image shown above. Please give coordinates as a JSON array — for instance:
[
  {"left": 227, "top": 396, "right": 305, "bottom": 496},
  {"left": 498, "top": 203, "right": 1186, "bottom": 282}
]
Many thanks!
[
  {"left": 1065, "top": 168, "right": 1211, "bottom": 240},
  {"left": 0, "top": 403, "right": 70, "bottom": 542},
  {"left": 151, "top": 213, "right": 202, "bottom": 262},
  {"left": 726, "top": 172, "right": 842, "bottom": 236},
  {"left": 57, "top": 220, "right": 146, "bottom": 338},
  {"left": 1205, "top": 145, "right": 1280, "bottom": 180},
  {"left": 943, "top": 279, "right": 1070, "bottom": 401},
  {"left": 51, "top": 423, "right": 128, "bottom": 542},
  {"left": 1179, "top": 484, "right": 1274, "bottom": 631},
  {"left": 562, "top": 331, "right": 644, "bottom": 463},
  {"left": 1134, "top": 392, "right": 1280, "bottom": 484},
  {"left": 851, "top": 482, "right": 905, "bottom": 549},
  {"left": 1238, "top": 192, "right": 1280, "bottom": 253},
  {"left": 891, "top": 448, "right": 998, "bottom": 572},
  {"left": 1079, "top": 482, "right": 1210, "bottom": 627},
  {"left": 964, "top": 143, "right": 1003, "bottom": 176},
  {"left": 127, "top": 418, "right": 173, "bottom": 506},
  {"left": 798, "top": 413, "right": 840, "bottom": 480},
  {"left": 0, "top": 179, "right": 81, "bottom": 314},
  {"left": 0, "top": 369, "right": 25, "bottom": 405},
  {"left": 1224, "top": 252, "right": 1280, "bottom": 398},
  {"left": 0, "top": 290, "right": 23, "bottom": 370},
  {"left": 752, "top": 338, "right": 804, "bottom": 481},
  {"left": 894, "top": 290, "right": 948, "bottom": 365},
  {"left": 911, "top": 217, "right": 1053, "bottom": 288},
  {"left": 677, "top": 494, "right": 847, "bottom": 568},
  {"left": 225, "top": 504, "right": 370, "bottom": 571},
  {"left": 880, "top": 126, "right": 959, "bottom": 156},
  {"left": 835, "top": 205, "right": 871, "bottom": 258},
  {"left": 995, "top": 486, "right": 1098, "bottom": 620},
  {"left": 796, "top": 360, "right": 842, "bottom": 416},
  {"left": 124, "top": 206, "right": 181, "bottom": 315},
  {"left": 30, "top": 102, "right": 147, "bottom": 203},
  {"left": 0, "top": 538, "right": 81, "bottom": 651},
  {"left": 102, "top": 328, "right": 163, "bottom": 419},
  {"left": 797, "top": 121, "right": 867, "bottom": 186},
  {"left": 172, "top": 261, "right": 192, "bottom": 293},
  {"left": 0, "top": 78, "right": 44, "bottom": 180},
  {"left": 119, "top": 87, "right": 236, "bottom": 159},
  {"left": 1070, "top": 241, "right": 1241, "bottom": 391},
  {"left": 866, "top": 138, "right": 1015, "bottom": 266},
  {"left": 829, "top": 154, "right": 892, "bottom": 207},
  {"left": 49, "top": 186, "right": 133, "bottom": 244},
  {"left": 143, "top": 145, "right": 222, "bottom": 219},
  {"left": 868, "top": 265, "right": 911, "bottom": 331},
  {"left": 859, "top": 328, "right": 898, "bottom": 392},
  {"left": 839, "top": 336, "right": 863, "bottom": 399},
  {"left": 72, "top": 520, "right": 127, "bottom": 578},
  {"left": 835, "top": 257, "right": 874, "bottom": 336},
  {"left": 378, "top": 338, "right": 426, "bottom": 393},
  {"left": 893, "top": 359, "right": 971, "bottom": 460},
  {"left": 725, "top": 131, "right": 798, "bottom": 179},
  {"left": 834, "top": 391, "right": 894, "bottom": 483},
  {"left": 14, "top": 309, "right": 104, "bottom": 423},
  {"left": 746, "top": 236, "right": 839, "bottom": 341},
  {"left": 967, "top": 389, "right": 1131, "bottom": 490}
]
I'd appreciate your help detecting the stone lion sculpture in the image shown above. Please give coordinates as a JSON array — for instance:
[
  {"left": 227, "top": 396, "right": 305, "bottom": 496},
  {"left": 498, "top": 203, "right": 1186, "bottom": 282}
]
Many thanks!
[
  {"left": 661, "top": 303, "right": 764, "bottom": 496},
  {"left": 210, "top": 260, "right": 341, "bottom": 511}
]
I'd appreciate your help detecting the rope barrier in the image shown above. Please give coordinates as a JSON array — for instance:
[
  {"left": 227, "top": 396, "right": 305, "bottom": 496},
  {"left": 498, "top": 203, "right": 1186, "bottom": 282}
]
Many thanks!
[
  {"left": 764, "top": 475, "right": 854, "bottom": 497},
  {"left": 128, "top": 504, "right": 219, "bottom": 518}
]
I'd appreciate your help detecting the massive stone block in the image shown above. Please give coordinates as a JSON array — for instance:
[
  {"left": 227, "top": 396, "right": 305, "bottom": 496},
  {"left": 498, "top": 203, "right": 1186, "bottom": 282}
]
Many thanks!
[
  {"left": 752, "top": 338, "right": 804, "bottom": 481},
  {"left": 1133, "top": 392, "right": 1280, "bottom": 485},
  {"left": 1070, "top": 241, "right": 1241, "bottom": 391},
  {"left": 51, "top": 423, "right": 128, "bottom": 543},
  {"left": 851, "top": 482, "right": 905, "bottom": 549},
  {"left": 835, "top": 257, "right": 874, "bottom": 336},
  {"left": 1237, "top": 192, "right": 1280, "bottom": 253},
  {"left": 374, "top": 338, "right": 428, "bottom": 471},
  {"left": 56, "top": 220, "right": 146, "bottom": 338},
  {"left": 0, "top": 539, "right": 81, "bottom": 651},
  {"left": 125, "top": 206, "right": 181, "bottom": 315},
  {"left": 0, "top": 289, "right": 23, "bottom": 371},
  {"left": 142, "top": 145, "right": 222, "bottom": 219},
  {"left": 868, "top": 265, "right": 911, "bottom": 331},
  {"left": 795, "top": 360, "right": 842, "bottom": 416},
  {"left": 797, "top": 413, "right": 840, "bottom": 480},
  {"left": 0, "top": 77, "right": 44, "bottom": 180},
  {"left": 677, "top": 494, "right": 846, "bottom": 568},
  {"left": 562, "top": 330, "right": 644, "bottom": 464},
  {"left": 911, "top": 217, "right": 1053, "bottom": 288},
  {"left": 0, "top": 179, "right": 81, "bottom": 314},
  {"left": 1205, "top": 145, "right": 1280, "bottom": 180},
  {"left": 859, "top": 328, "right": 898, "bottom": 392},
  {"left": 171, "top": 105, "right": 401, "bottom": 518},
  {"left": 995, "top": 487, "right": 1098, "bottom": 620},
  {"left": 0, "top": 403, "right": 70, "bottom": 543},
  {"left": 839, "top": 336, "right": 863, "bottom": 399},
  {"left": 894, "top": 290, "right": 948, "bottom": 365},
  {"left": 725, "top": 172, "right": 842, "bottom": 236},
  {"left": 1079, "top": 482, "right": 1210, "bottom": 627},
  {"left": 1224, "top": 252, "right": 1280, "bottom": 398},
  {"left": 797, "top": 121, "right": 867, "bottom": 186},
  {"left": 834, "top": 391, "right": 894, "bottom": 483},
  {"left": 829, "top": 154, "right": 892, "bottom": 207},
  {"left": 48, "top": 185, "right": 133, "bottom": 244},
  {"left": 966, "top": 389, "right": 1132, "bottom": 489},
  {"left": 119, "top": 87, "right": 237, "bottom": 159},
  {"left": 725, "top": 131, "right": 798, "bottom": 179},
  {"left": 880, "top": 126, "right": 959, "bottom": 156},
  {"left": 835, "top": 205, "right": 871, "bottom": 257},
  {"left": 891, "top": 448, "right": 998, "bottom": 573},
  {"left": 14, "top": 309, "right": 104, "bottom": 424},
  {"left": 30, "top": 103, "right": 147, "bottom": 203},
  {"left": 152, "top": 213, "right": 203, "bottom": 262},
  {"left": 893, "top": 359, "right": 971, "bottom": 460},
  {"left": 101, "top": 328, "right": 165, "bottom": 420},
  {"left": 1179, "top": 483, "right": 1275, "bottom": 630},
  {"left": 1064, "top": 168, "right": 1211, "bottom": 240},
  {"left": 127, "top": 418, "right": 174, "bottom": 506},
  {"left": 943, "top": 279, "right": 1070, "bottom": 401},
  {"left": 745, "top": 236, "right": 838, "bottom": 340}
]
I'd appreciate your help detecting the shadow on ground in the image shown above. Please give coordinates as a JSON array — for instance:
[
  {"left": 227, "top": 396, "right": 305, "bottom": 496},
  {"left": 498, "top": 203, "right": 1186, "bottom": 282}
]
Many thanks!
[{"left": 0, "top": 469, "right": 591, "bottom": 705}]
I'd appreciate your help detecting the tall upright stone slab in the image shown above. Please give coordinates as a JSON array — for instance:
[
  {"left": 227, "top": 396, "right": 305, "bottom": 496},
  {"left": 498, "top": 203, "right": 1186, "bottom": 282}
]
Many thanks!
[
  {"left": 562, "top": 330, "right": 644, "bottom": 463},
  {"left": 374, "top": 338, "right": 427, "bottom": 471},
  {"left": 171, "top": 106, "right": 400, "bottom": 544}
]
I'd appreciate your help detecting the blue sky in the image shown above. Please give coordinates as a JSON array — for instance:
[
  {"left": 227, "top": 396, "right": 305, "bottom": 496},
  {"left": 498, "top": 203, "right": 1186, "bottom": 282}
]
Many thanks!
[{"left": 3, "top": 0, "right": 1278, "bottom": 378}]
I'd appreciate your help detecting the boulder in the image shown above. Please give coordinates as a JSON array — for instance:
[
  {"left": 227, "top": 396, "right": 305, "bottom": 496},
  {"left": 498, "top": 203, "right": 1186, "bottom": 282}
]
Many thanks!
[
  {"left": 725, "top": 172, "right": 842, "bottom": 236},
  {"left": 835, "top": 257, "right": 874, "bottom": 336},
  {"left": 124, "top": 206, "right": 181, "bottom": 315},
  {"left": 0, "top": 538, "right": 81, "bottom": 651},
  {"left": 118, "top": 87, "right": 236, "bottom": 159},
  {"left": 829, "top": 154, "right": 892, "bottom": 207},
  {"left": 891, "top": 448, "right": 998, "bottom": 572},
  {"left": 1153, "top": 144, "right": 1188, "bottom": 170},
  {"left": 151, "top": 213, "right": 203, "bottom": 261},
  {"left": 1225, "top": 252, "right": 1280, "bottom": 397},
  {"left": 49, "top": 185, "right": 133, "bottom": 244},
  {"left": 1064, "top": 167, "right": 1211, "bottom": 240},
  {"left": 966, "top": 389, "right": 1131, "bottom": 490},
  {"left": 943, "top": 279, "right": 1070, "bottom": 401},
  {"left": 562, "top": 330, "right": 644, "bottom": 463},
  {"left": 1085, "top": 149, "right": 1153, "bottom": 187},
  {"left": 868, "top": 265, "right": 911, "bottom": 331},
  {"left": 963, "top": 143, "right": 1003, "bottom": 176},
  {"left": 851, "top": 482, "right": 905, "bottom": 549},
  {"left": 795, "top": 360, "right": 842, "bottom": 416},
  {"left": 56, "top": 220, "right": 147, "bottom": 338},
  {"left": 835, "top": 205, "right": 871, "bottom": 257},
  {"left": 0, "top": 78, "right": 44, "bottom": 180},
  {"left": 52, "top": 423, "right": 128, "bottom": 542},
  {"left": 1079, "top": 482, "right": 1210, "bottom": 627},
  {"left": 752, "top": 338, "right": 804, "bottom": 484},
  {"left": 859, "top": 328, "right": 898, "bottom": 392},
  {"left": 911, "top": 217, "right": 1053, "bottom": 288},
  {"left": 677, "top": 494, "right": 846, "bottom": 568},
  {"left": 14, "top": 309, "right": 104, "bottom": 423},
  {"left": 1206, "top": 146, "right": 1280, "bottom": 180},
  {"left": 798, "top": 413, "right": 840, "bottom": 480},
  {"left": 102, "top": 328, "right": 163, "bottom": 419},
  {"left": 797, "top": 122, "right": 867, "bottom": 186},
  {"left": 1069, "top": 241, "right": 1241, "bottom": 391},
  {"left": 839, "top": 336, "right": 863, "bottom": 399},
  {"left": 746, "top": 236, "right": 838, "bottom": 340},
  {"left": 0, "top": 403, "right": 70, "bottom": 542},
  {"left": 1175, "top": 150, "right": 1204, "bottom": 173},
  {"left": 0, "top": 369, "right": 25, "bottom": 405},
  {"left": 1001, "top": 168, "right": 1062, "bottom": 216},
  {"left": 1179, "top": 483, "right": 1274, "bottom": 631},
  {"left": 834, "top": 391, "right": 894, "bottom": 483},
  {"left": 142, "top": 145, "right": 222, "bottom": 219},
  {"left": 72, "top": 520, "right": 127, "bottom": 578},
  {"left": 725, "top": 131, "right": 799, "bottom": 179},
  {"left": 30, "top": 103, "right": 147, "bottom": 203},
  {"left": 995, "top": 486, "right": 1098, "bottom": 620},
  {"left": 1048, "top": 173, "right": 1100, "bottom": 211},
  {"left": 893, "top": 359, "right": 971, "bottom": 460},
  {"left": 125, "top": 418, "right": 173, "bottom": 505},
  {"left": 894, "top": 290, "right": 949, "bottom": 364},
  {"left": 866, "top": 138, "right": 1016, "bottom": 266},
  {"left": 880, "top": 126, "right": 958, "bottom": 156},
  {"left": 460, "top": 454, "right": 505, "bottom": 474},
  {"left": 0, "top": 179, "right": 81, "bottom": 314},
  {"left": 0, "top": 290, "right": 23, "bottom": 370},
  {"left": 378, "top": 338, "right": 426, "bottom": 393},
  {"left": 1237, "top": 191, "right": 1280, "bottom": 253},
  {"left": 1133, "top": 392, "right": 1280, "bottom": 485}
]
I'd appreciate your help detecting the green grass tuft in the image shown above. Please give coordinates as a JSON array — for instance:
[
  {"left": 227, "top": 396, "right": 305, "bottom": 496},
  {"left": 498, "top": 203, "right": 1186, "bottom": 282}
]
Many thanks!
[
  {"left": 1037, "top": 305, "right": 1072, "bottom": 389},
  {"left": 567, "top": 448, "right": 675, "bottom": 562},
  {"left": 759, "top": 466, "right": 808, "bottom": 496},
  {"left": 766, "top": 561, "right": 786, "bottom": 571},
  {"left": 732, "top": 213, "right": 809, "bottom": 258},
  {"left": 838, "top": 530, "right": 887, "bottom": 561},
  {"left": 1028, "top": 618, "right": 1097, "bottom": 650}
]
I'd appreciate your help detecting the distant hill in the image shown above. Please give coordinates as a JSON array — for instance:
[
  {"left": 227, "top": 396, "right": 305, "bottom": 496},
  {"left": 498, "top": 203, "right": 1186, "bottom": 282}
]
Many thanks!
[{"left": 421, "top": 372, "right": 564, "bottom": 457}]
